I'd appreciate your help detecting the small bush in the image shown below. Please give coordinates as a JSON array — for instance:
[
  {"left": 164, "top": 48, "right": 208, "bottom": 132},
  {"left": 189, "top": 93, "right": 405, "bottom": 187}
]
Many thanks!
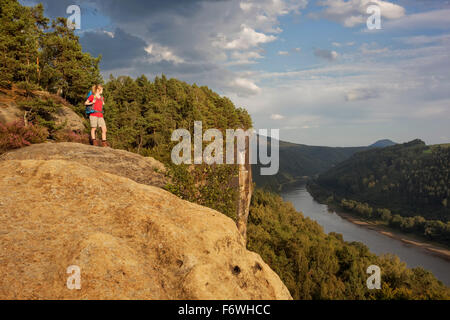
[
  {"left": 16, "top": 81, "right": 40, "bottom": 96},
  {"left": 18, "top": 98, "right": 60, "bottom": 132},
  {"left": 54, "top": 129, "right": 89, "bottom": 144},
  {"left": 0, "top": 80, "right": 12, "bottom": 89},
  {"left": 0, "top": 120, "right": 48, "bottom": 153}
]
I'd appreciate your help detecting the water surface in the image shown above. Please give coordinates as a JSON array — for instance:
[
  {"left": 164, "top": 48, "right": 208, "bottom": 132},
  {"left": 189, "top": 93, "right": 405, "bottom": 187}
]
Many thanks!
[{"left": 281, "top": 184, "right": 450, "bottom": 286}]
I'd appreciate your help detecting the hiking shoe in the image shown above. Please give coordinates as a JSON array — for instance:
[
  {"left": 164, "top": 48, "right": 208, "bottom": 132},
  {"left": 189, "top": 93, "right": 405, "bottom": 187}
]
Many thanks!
[
  {"left": 102, "top": 141, "right": 109, "bottom": 148},
  {"left": 93, "top": 139, "right": 99, "bottom": 147}
]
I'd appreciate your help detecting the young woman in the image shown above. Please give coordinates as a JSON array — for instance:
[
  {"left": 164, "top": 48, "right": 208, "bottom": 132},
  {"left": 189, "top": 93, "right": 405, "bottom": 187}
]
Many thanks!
[{"left": 85, "top": 85, "right": 108, "bottom": 147}]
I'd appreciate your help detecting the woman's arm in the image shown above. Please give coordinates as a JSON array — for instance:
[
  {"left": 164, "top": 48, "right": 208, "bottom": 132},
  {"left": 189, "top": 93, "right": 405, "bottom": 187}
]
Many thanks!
[{"left": 85, "top": 96, "right": 96, "bottom": 106}]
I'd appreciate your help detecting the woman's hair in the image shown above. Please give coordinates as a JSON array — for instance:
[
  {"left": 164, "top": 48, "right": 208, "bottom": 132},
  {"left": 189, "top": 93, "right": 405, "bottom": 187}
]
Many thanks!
[{"left": 92, "top": 84, "right": 103, "bottom": 94}]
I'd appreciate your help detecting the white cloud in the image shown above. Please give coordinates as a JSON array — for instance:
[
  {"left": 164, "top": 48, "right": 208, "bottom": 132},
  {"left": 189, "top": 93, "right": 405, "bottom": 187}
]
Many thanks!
[
  {"left": 278, "top": 51, "right": 289, "bottom": 56},
  {"left": 240, "top": 2, "right": 253, "bottom": 12},
  {"left": 215, "top": 24, "right": 277, "bottom": 50},
  {"left": 145, "top": 44, "right": 184, "bottom": 64},
  {"left": 102, "top": 30, "right": 115, "bottom": 38},
  {"left": 317, "top": 0, "right": 405, "bottom": 27},
  {"left": 343, "top": 15, "right": 365, "bottom": 27},
  {"left": 228, "top": 77, "right": 261, "bottom": 97},
  {"left": 271, "top": 113, "right": 285, "bottom": 120},
  {"left": 333, "top": 41, "right": 356, "bottom": 47},
  {"left": 374, "top": 0, "right": 406, "bottom": 19},
  {"left": 227, "top": 50, "right": 264, "bottom": 65}
]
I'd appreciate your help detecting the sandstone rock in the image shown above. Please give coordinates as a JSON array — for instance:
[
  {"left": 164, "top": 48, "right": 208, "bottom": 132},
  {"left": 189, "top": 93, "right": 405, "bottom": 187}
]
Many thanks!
[
  {"left": 53, "top": 105, "right": 85, "bottom": 132},
  {"left": 1, "top": 142, "right": 167, "bottom": 188},
  {"left": 0, "top": 87, "right": 85, "bottom": 132},
  {"left": 0, "top": 159, "right": 292, "bottom": 300}
]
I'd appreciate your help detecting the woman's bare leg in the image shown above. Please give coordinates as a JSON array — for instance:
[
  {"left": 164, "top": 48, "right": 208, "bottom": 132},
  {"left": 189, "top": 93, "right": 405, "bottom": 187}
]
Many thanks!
[
  {"left": 91, "top": 128, "right": 97, "bottom": 140},
  {"left": 101, "top": 126, "right": 107, "bottom": 141}
]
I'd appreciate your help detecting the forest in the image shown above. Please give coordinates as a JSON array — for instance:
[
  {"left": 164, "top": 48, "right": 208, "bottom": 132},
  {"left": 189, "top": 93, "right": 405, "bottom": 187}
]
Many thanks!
[
  {"left": 1, "top": 0, "right": 449, "bottom": 299},
  {"left": 309, "top": 140, "right": 450, "bottom": 245},
  {"left": 338, "top": 198, "right": 450, "bottom": 246},
  {"left": 248, "top": 189, "right": 449, "bottom": 299},
  {"left": 0, "top": 0, "right": 102, "bottom": 103},
  {"left": 253, "top": 138, "right": 367, "bottom": 191}
]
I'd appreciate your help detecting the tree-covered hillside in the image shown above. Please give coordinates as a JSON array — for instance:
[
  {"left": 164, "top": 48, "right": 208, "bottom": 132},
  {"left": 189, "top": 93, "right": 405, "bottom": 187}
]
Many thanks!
[
  {"left": 100, "top": 74, "right": 252, "bottom": 162},
  {"left": 98, "top": 74, "right": 252, "bottom": 218},
  {"left": 315, "top": 139, "right": 449, "bottom": 221},
  {"left": 0, "top": 0, "right": 102, "bottom": 104},
  {"left": 253, "top": 138, "right": 367, "bottom": 191},
  {"left": 309, "top": 140, "right": 450, "bottom": 246},
  {"left": 248, "top": 189, "right": 449, "bottom": 299},
  {"left": 370, "top": 139, "right": 397, "bottom": 148}
]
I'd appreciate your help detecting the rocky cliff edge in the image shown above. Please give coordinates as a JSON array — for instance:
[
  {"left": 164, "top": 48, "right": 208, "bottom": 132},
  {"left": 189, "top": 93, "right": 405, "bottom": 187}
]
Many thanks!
[{"left": 0, "top": 143, "right": 291, "bottom": 300}]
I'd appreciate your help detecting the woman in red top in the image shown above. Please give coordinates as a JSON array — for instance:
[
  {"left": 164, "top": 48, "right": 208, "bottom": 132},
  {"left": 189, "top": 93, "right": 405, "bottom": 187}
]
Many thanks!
[{"left": 85, "top": 85, "right": 108, "bottom": 147}]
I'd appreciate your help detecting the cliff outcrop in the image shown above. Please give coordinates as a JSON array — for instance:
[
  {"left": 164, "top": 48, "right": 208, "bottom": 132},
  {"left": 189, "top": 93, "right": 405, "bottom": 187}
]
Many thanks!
[
  {"left": 1, "top": 142, "right": 167, "bottom": 188},
  {"left": 0, "top": 144, "right": 291, "bottom": 300}
]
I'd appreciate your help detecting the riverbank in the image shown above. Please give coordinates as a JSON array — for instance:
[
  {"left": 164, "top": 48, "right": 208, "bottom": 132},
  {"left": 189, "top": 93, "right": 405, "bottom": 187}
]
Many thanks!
[
  {"left": 282, "top": 185, "right": 450, "bottom": 286},
  {"left": 304, "top": 182, "right": 450, "bottom": 262},
  {"left": 327, "top": 205, "right": 450, "bottom": 262}
]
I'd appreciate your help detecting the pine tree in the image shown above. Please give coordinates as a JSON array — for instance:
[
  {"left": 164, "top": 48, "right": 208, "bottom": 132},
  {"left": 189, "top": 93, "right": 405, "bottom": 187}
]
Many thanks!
[
  {"left": 0, "top": 0, "right": 43, "bottom": 87},
  {"left": 39, "top": 17, "right": 102, "bottom": 104}
]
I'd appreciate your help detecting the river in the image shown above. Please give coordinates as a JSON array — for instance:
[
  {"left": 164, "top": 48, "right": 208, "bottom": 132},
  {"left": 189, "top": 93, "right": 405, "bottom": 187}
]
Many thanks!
[{"left": 281, "top": 184, "right": 450, "bottom": 286}]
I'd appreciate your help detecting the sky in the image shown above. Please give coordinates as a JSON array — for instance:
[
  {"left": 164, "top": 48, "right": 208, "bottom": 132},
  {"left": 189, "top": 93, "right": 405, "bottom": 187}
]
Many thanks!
[{"left": 21, "top": 0, "right": 450, "bottom": 147}]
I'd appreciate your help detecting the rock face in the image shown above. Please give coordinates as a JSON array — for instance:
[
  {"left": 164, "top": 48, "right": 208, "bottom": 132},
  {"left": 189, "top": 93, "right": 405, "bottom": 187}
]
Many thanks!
[
  {"left": 236, "top": 139, "right": 253, "bottom": 244},
  {"left": 0, "top": 147, "right": 291, "bottom": 300},
  {"left": 1, "top": 142, "right": 167, "bottom": 188},
  {"left": 0, "top": 87, "right": 85, "bottom": 132}
]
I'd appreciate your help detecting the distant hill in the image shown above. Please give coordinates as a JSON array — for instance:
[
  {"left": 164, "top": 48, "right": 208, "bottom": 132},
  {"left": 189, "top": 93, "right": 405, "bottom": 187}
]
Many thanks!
[
  {"left": 252, "top": 138, "right": 367, "bottom": 191},
  {"left": 369, "top": 139, "right": 397, "bottom": 148},
  {"left": 253, "top": 138, "right": 403, "bottom": 191},
  {"left": 312, "top": 139, "right": 450, "bottom": 221}
]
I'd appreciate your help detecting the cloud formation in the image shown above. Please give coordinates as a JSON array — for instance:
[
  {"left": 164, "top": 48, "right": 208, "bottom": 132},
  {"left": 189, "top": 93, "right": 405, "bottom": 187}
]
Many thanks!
[
  {"left": 315, "top": 0, "right": 405, "bottom": 27},
  {"left": 314, "top": 48, "right": 338, "bottom": 61},
  {"left": 214, "top": 25, "right": 277, "bottom": 50},
  {"left": 80, "top": 28, "right": 147, "bottom": 70},
  {"left": 228, "top": 78, "right": 261, "bottom": 97},
  {"left": 270, "top": 114, "right": 285, "bottom": 120}
]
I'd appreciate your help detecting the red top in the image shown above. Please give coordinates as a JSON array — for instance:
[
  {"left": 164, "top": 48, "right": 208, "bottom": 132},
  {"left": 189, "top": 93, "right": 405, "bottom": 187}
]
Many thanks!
[{"left": 88, "top": 95, "right": 104, "bottom": 118}]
